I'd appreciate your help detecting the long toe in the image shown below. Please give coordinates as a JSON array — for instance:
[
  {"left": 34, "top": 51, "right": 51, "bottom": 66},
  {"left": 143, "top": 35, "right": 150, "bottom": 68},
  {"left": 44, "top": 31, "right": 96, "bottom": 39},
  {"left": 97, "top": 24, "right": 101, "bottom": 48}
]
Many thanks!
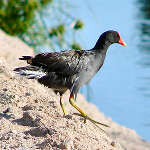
[{"left": 74, "top": 113, "right": 110, "bottom": 127}]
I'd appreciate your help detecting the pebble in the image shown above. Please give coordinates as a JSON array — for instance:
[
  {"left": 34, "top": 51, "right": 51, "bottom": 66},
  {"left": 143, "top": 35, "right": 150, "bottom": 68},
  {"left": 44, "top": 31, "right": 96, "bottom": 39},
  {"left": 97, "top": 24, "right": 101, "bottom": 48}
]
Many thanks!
[
  {"left": 25, "top": 92, "right": 31, "bottom": 96},
  {"left": 3, "top": 88, "right": 7, "bottom": 91},
  {"left": 3, "top": 107, "right": 11, "bottom": 113},
  {"left": 59, "top": 141, "right": 74, "bottom": 150}
]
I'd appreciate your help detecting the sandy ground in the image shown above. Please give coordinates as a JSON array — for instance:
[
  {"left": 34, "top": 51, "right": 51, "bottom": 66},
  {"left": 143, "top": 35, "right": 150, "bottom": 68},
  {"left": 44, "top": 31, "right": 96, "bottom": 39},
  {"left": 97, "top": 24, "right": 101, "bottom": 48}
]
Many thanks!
[{"left": 0, "top": 29, "right": 150, "bottom": 150}]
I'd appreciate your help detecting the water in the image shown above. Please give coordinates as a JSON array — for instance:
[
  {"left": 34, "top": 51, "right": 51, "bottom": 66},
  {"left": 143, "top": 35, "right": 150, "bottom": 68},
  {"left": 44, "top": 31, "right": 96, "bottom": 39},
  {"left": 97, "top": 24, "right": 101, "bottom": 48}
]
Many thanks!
[{"left": 72, "top": 0, "right": 150, "bottom": 142}]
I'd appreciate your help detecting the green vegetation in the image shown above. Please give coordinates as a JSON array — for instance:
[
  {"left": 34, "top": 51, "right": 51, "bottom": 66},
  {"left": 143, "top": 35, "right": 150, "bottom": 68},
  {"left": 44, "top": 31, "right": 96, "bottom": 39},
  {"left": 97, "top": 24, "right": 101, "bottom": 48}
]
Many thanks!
[
  {"left": 0, "top": 0, "right": 84, "bottom": 53},
  {"left": 0, "top": 0, "right": 92, "bottom": 101}
]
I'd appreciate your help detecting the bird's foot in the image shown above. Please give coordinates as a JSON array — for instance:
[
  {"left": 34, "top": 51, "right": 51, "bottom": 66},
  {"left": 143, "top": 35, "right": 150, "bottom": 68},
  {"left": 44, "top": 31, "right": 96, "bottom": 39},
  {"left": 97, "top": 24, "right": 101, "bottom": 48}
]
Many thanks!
[
  {"left": 69, "top": 94, "right": 110, "bottom": 133},
  {"left": 73, "top": 113, "right": 110, "bottom": 134}
]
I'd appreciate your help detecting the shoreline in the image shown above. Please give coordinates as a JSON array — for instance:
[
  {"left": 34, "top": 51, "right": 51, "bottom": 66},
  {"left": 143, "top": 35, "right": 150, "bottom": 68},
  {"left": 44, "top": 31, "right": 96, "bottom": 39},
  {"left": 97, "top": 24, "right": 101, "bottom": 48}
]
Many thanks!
[{"left": 0, "top": 29, "right": 150, "bottom": 149}]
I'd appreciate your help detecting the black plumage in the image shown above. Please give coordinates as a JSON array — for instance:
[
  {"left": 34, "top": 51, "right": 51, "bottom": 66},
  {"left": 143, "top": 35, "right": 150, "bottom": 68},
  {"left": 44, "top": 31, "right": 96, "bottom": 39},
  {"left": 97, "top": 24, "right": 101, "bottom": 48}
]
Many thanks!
[{"left": 14, "top": 30, "right": 127, "bottom": 131}]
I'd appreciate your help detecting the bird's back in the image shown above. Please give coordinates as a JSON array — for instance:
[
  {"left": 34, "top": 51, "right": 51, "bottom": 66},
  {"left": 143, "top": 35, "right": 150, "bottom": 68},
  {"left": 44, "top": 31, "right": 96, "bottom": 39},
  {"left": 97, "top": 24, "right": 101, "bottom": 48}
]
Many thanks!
[{"left": 14, "top": 49, "right": 105, "bottom": 94}]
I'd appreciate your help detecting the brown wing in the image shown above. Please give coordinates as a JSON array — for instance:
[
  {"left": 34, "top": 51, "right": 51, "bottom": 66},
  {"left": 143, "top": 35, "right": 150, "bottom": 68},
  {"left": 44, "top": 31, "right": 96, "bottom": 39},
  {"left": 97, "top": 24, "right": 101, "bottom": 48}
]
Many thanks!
[{"left": 28, "top": 50, "right": 94, "bottom": 76}]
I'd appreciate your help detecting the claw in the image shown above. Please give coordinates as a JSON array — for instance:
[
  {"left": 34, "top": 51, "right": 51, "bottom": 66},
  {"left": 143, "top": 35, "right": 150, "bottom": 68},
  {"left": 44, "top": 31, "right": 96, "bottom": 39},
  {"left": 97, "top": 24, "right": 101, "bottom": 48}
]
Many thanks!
[
  {"left": 67, "top": 94, "right": 110, "bottom": 133},
  {"left": 73, "top": 113, "right": 110, "bottom": 134}
]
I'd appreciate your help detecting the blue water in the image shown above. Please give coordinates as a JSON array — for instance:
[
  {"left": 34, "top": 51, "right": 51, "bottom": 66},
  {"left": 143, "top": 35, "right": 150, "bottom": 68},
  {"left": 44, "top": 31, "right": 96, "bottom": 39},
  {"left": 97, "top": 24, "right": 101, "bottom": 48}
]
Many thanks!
[{"left": 72, "top": 0, "right": 150, "bottom": 142}]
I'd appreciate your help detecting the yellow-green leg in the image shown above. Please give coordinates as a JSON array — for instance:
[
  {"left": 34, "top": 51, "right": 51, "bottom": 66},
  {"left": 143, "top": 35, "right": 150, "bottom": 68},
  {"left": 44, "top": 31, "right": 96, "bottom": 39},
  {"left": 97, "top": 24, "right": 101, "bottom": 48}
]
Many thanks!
[
  {"left": 69, "top": 94, "right": 110, "bottom": 132},
  {"left": 60, "top": 95, "right": 67, "bottom": 115}
]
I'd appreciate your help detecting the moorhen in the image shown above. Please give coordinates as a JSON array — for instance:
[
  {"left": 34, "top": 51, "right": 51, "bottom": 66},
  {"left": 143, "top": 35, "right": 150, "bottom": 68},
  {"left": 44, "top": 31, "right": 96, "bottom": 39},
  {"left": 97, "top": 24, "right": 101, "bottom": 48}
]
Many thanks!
[{"left": 14, "top": 30, "right": 127, "bottom": 131}]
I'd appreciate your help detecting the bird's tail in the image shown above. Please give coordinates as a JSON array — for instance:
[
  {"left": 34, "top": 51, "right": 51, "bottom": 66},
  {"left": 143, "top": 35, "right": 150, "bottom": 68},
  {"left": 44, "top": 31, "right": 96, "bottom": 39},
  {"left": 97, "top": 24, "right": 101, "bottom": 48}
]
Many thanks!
[
  {"left": 19, "top": 56, "right": 33, "bottom": 64},
  {"left": 13, "top": 66, "right": 46, "bottom": 79}
]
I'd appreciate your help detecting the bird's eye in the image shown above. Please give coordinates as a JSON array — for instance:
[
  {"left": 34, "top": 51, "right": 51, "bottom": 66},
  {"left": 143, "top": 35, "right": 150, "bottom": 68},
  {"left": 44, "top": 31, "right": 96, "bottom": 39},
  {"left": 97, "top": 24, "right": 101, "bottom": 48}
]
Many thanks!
[{"left": 115, "top": 35, "right": 119, "bottom": 38}]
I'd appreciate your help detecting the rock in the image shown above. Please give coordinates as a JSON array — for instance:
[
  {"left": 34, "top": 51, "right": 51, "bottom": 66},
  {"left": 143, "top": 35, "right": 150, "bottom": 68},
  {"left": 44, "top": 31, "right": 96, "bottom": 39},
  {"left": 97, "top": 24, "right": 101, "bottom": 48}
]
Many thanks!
[{"left": 59, "top": 141, "right": 74, "bottom": 150}]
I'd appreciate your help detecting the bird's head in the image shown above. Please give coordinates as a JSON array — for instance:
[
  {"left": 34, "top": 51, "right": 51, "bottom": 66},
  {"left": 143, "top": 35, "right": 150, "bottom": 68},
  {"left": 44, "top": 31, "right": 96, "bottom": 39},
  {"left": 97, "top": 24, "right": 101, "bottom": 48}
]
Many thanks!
[{"left": 101, "top": 30, "right": 127, "bottom": 47}]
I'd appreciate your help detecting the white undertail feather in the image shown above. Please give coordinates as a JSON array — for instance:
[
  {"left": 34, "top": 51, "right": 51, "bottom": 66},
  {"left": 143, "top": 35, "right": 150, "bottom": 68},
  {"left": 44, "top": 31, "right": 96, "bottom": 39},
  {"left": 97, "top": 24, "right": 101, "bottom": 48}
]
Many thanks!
[{"left": 14, "top": 69, "right": 46, "bottom": 79}]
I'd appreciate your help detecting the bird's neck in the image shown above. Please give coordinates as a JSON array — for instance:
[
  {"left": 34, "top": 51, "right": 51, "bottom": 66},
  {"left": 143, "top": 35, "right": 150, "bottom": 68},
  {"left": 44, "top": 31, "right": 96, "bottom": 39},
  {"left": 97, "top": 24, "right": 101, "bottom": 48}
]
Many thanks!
[{"left": 92, "top": 38, "right": 111, "bottom": 53}]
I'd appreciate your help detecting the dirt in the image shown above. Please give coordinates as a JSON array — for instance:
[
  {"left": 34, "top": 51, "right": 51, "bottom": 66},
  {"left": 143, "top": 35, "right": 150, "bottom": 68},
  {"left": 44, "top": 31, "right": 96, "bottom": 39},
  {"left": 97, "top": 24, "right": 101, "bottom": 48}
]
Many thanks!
[{"left": 0, "top": 29, "right": 150, "bottom": 150}]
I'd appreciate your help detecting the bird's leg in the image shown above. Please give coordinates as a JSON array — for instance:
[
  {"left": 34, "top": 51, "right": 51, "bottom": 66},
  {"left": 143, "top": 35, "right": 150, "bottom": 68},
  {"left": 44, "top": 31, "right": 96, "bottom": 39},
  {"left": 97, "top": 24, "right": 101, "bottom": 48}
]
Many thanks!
[
  {"left": 69, "top": 94, "right": 87, "bottom": 116},
  {"left": 69, "top": 94, "right": 110, "bottom": 128},
  {"left": 60, "top": 95, "right": 67, "bottom": 115}
]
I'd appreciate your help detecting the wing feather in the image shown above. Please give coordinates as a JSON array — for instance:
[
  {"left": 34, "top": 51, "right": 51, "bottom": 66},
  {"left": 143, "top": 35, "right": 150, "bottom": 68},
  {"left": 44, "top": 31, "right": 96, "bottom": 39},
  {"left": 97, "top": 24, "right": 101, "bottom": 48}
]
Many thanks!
[{"left": 30, "top": 50, "right": 94, "bottom": 76}]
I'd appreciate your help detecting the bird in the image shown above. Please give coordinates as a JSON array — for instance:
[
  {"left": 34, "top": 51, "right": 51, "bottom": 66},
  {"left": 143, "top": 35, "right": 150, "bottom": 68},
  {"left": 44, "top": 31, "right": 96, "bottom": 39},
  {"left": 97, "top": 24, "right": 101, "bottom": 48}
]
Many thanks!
[{"left": 14, "top": 30, "right": 127, "bottom": 131}]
